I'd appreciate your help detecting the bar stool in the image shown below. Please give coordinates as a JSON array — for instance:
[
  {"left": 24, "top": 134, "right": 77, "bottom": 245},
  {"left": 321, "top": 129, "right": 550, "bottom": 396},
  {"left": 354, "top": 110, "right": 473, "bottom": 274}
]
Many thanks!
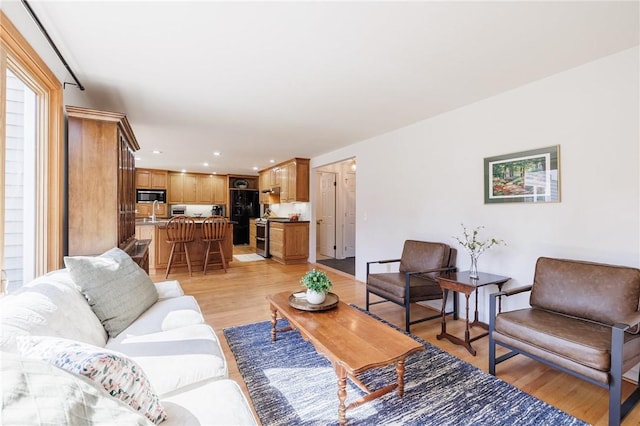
[
  {"left": 165, "top": 215, "right": 196, "bottom": 279},
  {"left": 202, "top": 215, "right": 229, "bottom": 274}
]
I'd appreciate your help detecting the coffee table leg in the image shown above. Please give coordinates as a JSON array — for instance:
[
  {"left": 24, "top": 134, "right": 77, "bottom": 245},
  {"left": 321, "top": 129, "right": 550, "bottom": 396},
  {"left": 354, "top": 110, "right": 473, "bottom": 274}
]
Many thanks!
[
  {"left": 335, "top": 364, "right": 348, "bottom": 425},
  {"left": 270, "top": 307, "right": 278, "bottom": 342},
  {"left": 396, "top": 359, "right": 406, "bottom": 397}
]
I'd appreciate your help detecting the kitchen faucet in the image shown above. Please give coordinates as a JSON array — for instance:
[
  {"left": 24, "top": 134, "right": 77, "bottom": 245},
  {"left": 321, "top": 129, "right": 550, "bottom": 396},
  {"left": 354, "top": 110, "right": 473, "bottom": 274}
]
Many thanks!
[{"left": 152, "top": 200, "right": 159, "bottom": 222}]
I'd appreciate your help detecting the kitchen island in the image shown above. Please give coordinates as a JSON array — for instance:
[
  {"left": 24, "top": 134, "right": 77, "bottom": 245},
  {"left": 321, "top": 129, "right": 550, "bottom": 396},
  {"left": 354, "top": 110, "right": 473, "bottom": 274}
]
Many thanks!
[{"left": 135, "top": 219, "right": 234, "bottom": 275}]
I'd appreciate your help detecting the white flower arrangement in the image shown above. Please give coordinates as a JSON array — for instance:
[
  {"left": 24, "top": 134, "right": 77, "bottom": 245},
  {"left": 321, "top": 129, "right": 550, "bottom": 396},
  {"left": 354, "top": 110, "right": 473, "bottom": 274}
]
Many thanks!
[{"left": 453, "top": 224, "right": 505, "bottom": 259}]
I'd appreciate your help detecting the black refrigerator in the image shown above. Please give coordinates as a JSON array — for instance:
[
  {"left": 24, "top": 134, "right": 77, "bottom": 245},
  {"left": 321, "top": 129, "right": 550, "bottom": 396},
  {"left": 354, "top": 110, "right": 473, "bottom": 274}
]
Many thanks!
[{"left": 230, "top": 189, "right": 259, "bottom": 245}]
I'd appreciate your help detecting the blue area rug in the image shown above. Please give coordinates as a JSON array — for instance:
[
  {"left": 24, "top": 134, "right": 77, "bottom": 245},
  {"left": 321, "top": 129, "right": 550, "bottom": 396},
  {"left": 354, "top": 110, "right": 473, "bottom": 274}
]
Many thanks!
[{"left": 223, "top": 309, "right": 589, "bottom": 426}]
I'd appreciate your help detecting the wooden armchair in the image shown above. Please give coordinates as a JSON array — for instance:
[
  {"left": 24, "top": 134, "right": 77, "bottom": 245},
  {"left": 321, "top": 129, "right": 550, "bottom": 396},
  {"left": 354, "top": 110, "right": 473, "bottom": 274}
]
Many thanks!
[
  {"left": 489, "top": 257, "right": 640, "bottom": 426},
  {"left": 366, "top": 240, "right": 457, "bottom": 332}
]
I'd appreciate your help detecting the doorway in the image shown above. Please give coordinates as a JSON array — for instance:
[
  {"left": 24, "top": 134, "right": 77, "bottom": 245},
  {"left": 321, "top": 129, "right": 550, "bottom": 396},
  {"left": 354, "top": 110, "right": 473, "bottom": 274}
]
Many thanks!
[{"left": 315, "top": 158, "right": 356, "bottom": 276}]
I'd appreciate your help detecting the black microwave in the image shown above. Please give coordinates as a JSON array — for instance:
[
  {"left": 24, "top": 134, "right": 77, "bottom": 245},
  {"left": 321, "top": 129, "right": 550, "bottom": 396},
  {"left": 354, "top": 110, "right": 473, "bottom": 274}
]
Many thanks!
[{"left": 136, "top": 189, "right": 166, "bottom": 203}]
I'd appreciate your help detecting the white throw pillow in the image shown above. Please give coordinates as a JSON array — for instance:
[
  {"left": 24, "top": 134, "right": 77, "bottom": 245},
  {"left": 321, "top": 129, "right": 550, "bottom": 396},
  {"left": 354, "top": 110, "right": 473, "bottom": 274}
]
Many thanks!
[
  {"left": 64, "top": 247, "right": 158, "bottom": 337},
  {"left": 16, "top": 336, "right": 167, "bottom": 424}
]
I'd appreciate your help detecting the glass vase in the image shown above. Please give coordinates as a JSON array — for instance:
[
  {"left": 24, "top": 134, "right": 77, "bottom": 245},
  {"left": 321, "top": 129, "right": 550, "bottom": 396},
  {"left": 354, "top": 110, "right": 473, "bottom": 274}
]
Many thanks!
[{"left": 469, "top": 254, "right": 479, "bottom": 279}]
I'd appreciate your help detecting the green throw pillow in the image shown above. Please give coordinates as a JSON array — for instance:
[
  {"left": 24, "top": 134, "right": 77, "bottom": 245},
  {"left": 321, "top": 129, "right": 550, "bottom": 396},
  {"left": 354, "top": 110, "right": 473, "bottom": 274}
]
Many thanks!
[{"left": 64, "top": 247, "right": 158, "bottom": 338}]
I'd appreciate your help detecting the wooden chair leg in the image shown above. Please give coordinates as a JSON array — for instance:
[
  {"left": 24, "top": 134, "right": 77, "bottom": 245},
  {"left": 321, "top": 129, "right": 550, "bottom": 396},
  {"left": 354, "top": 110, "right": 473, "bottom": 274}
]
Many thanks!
[
  {"left": 165, "top": 242, "right": 177, "bottom": 279},
  {"left": 184, "top": 243, "right": 193, "bottom": 277},
  {"left": 218, "top": 241, "right": 227, "bottom": 272},
  {"left": 203, "top": 241, "right": 211, "bottom": 275}
]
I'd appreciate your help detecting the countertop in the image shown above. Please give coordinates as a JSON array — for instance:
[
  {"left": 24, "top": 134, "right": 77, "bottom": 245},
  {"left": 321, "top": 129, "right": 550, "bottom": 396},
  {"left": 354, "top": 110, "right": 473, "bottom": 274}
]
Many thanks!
[
  {"left": 254, "top": 217, "right": 310, "bottom": 223},
  {"left": 136, "top": 218, "right": 236, "bottom": 226}
]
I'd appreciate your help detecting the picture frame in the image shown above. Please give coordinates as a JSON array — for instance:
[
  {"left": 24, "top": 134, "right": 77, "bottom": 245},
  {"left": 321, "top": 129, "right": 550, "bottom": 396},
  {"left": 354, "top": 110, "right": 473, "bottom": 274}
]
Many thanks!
[{"left": 484, "top": 145, "right": 560, "bottom": 204}]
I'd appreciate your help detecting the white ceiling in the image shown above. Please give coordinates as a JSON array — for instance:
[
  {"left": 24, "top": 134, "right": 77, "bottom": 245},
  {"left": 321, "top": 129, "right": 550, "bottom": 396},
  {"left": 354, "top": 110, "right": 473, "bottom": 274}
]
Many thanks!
[{"left": 24, "top": 1, "right": 640, "bottom": 175}]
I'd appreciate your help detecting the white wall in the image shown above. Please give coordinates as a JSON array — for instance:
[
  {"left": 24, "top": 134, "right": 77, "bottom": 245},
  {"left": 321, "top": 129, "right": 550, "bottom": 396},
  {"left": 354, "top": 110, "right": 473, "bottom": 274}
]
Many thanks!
[
  {"left": 2, "top": 1, "right": 96, "bottom": 108},
  {"left": 312, "top": 47, "right": 639, "bottom": 319}
]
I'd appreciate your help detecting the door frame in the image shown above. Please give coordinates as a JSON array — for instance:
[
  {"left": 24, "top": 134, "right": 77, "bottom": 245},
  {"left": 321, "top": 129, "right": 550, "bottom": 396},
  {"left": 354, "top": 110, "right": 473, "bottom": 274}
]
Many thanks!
[{"left": 313, "top": 157, "right": 356, "bottom": 261}]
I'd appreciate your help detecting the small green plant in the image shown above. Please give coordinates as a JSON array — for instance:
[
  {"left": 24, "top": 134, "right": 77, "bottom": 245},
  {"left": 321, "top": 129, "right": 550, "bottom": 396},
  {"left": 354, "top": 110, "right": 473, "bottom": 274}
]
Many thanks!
[{"left": 300, "top": 269, "right": 332, "bottom": 294}]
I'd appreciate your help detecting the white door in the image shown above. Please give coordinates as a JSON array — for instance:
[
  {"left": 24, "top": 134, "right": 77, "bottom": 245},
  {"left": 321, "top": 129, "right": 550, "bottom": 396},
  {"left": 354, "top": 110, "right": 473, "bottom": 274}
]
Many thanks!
[
  {"left": 318, "top": 172, "right": 336, "bottom": 257},
  {"left": 343, "top": 172, "right": 356, "bottom": 257}
]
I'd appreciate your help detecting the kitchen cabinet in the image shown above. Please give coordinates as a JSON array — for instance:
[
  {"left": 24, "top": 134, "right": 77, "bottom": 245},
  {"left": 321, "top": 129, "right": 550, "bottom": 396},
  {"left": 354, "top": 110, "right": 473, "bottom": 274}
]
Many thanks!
[
  {"left": 136, "top": 168, "right": 167, "bottom": 189},
  {"left": 197, "top": 174, "right": 227, "bottom": 204},
  {"left": 269, "top": 221, "right": 309, "bottom": 264},
  {"left": 249, "top": 219, "right": 257, "bottom": 249},
  {"left": 135, "top": 202, "right": 167, "bottom": 218},
  {"left": 67, "top": 106, "right": 139, "bottom": 256},
  {"left": 168, "top": 172, "right": 184, "bottom": 203},
  {"left": 259, "top": 171, "right": 270, "bottom": 204},
  {"left": 183, "top": 174, "right": 198, "bottom": 203},
  {"left": 259, "top": 158, "right": 309, "bottom": 204},
  {"left": 169, "top": 172, "right": 228, "bottom": 205},
  {"left": 212, "top": 175, "right": 227, "bottom": 204},
  {"left": 135, "top": 224, "right": 156, "bottom": 270},
  {"left": 279, "top": 158, "right": 310, "bottom": 203},
  {"left": 197, "top": 174, "right": 214, "bottom": 203}
]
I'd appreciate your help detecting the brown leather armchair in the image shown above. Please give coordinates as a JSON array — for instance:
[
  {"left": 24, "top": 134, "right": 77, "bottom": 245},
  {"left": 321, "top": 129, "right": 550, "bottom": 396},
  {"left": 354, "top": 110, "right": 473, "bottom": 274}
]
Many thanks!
[
  {"left": 489, "top": 257, "right": 640, "bottom": 426},
  {"left": 366, "top": 240, "right": 457, "bottom": 332}
]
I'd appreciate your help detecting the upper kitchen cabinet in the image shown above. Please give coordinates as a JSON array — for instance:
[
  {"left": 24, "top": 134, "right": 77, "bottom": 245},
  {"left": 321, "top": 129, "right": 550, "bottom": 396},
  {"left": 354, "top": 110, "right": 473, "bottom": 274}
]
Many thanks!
[
  {"left": 135, "top": 168, "right": 168, "bottom": 189},
  {"left": 196, "top": 174, "right": 226, "bottom": 204},
  {"left": 259, "top": 158, "right": 310, "bottom": 203},
  {"left": 67, "top": 106, "right": 139, "bottom": 256},
  {"left": 168, "top": 172, "right": 227, "bottom": 204},
  {"left": 168, "top": 172, "right": 184, "bottom": 203},
  {"left": 279, "top": 158, "right": 310, "bottom": 203}
]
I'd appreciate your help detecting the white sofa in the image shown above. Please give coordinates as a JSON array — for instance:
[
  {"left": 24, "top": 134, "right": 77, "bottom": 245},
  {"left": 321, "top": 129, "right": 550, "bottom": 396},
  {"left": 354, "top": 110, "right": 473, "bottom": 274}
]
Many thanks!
[{"left": 0, "top": 265, "right": 257, "bottom": 425}]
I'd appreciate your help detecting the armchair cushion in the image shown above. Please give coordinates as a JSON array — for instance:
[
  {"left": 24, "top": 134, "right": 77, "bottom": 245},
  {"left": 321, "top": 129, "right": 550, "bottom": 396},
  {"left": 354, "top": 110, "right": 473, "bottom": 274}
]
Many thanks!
[
  {"left": 399, "top": 240, "right": 451, "bottom": 275},
  {"left": 530, "top": 257, "right": 640, "bottom": 326},
  {"left": 495, "top": 308, "right": 640, "bottom": 372},
  {"left": 367, "top": 272, "right": 442, "bottom": 304}
]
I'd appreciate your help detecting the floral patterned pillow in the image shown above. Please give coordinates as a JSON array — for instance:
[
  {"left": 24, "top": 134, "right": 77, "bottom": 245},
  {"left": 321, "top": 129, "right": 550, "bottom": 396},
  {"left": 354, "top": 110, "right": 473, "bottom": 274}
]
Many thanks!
[{"left": 16, "top": 336, "right": 167, "bottom": 424}]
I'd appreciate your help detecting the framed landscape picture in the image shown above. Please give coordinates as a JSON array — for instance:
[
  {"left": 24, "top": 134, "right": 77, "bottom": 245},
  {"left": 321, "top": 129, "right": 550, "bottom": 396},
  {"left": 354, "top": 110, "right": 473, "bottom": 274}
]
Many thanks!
[{"left": 484, "top": 145, "right": 560, "bottom": 204}]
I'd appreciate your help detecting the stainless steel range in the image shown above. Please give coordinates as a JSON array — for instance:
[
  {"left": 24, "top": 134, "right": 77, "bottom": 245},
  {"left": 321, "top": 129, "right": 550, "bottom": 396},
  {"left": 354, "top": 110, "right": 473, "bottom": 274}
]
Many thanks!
[{"left": 255, "top": 219, "right": 270, "bottom": 258}]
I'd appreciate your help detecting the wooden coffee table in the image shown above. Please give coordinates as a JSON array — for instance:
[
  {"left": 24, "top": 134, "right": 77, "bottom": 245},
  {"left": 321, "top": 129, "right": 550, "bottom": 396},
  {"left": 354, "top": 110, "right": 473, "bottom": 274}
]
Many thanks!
[{"left": 267, "top": 291, "right": 424, "bottom": 425}]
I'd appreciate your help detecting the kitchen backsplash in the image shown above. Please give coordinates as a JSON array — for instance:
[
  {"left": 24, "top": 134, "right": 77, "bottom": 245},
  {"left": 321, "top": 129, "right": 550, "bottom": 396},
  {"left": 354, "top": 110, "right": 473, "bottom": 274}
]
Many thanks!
[{"left": 266, "top": 202, "right": 310, "bottom": 220}]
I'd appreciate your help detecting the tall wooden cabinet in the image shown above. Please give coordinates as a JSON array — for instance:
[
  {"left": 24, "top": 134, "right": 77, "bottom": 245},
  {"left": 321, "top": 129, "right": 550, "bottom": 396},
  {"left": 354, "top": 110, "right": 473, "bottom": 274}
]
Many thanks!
[{"left": 67, "top": 106, "right": 141, "bottom": 257}]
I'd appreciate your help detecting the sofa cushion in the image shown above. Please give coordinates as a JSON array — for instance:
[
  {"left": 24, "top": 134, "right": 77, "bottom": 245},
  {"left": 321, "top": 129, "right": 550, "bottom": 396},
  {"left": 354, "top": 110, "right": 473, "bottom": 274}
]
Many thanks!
[
  {"left": 530, "top": 257, "right": 640, "bottom": 325},
  {"left": 0, "top": 270, "right": 107, "bottom": 351},
  {"left": 107, "top": 295, "right": 204, "bottom": 337},
  {"left": 155, "top": 280, "right": 185, "bottom": 299},
  {"left": 16, "top": 336, "right": 167, "bottom": 424},
  {"left": 107, "top": 324, "right": 228, "bottom": 396},
  {"left": 161, "top": 379, "right": 257, "bottom": 425},
  {"left": 2, "top": 351, "right": 152, "bottom": 426},
  {"left": 64, "top": 247, "right": 159, "bottom": 338}
]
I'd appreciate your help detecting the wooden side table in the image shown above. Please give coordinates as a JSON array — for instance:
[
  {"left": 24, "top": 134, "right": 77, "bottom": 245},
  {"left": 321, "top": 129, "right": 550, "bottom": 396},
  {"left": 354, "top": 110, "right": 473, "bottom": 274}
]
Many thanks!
[{"left": 436, "top": 271, "right": 510, "bottom": 356}]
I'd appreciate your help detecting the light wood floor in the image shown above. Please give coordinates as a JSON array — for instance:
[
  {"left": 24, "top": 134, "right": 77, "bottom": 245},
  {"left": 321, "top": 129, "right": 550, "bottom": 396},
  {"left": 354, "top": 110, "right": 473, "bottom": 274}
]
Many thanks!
[{"left": 150, "top": 246, "right": 640, "bottom": 426}]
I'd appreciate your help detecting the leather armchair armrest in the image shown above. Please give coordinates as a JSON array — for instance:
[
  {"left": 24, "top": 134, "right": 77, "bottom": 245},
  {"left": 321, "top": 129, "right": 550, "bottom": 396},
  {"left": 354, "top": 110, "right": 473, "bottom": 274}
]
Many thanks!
[
  {"left": 367, "top": 258, "right": 401, "bottom": 265},
  {"left": 617, "top": 312, "right": 640, "bottom": 334},
  {"left": 407, "top": 266, "right": 456, "bottom": 277},
  {"left": 491, "top": 285, "right": 533, "bottom": 299},
  {"left": 366, "top": 258, "right": 401, "bottom": 281}
]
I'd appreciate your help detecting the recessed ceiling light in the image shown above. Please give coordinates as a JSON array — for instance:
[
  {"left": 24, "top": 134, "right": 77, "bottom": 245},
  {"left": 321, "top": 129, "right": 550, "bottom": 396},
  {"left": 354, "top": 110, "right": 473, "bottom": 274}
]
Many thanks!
[
  {"left": 213, "top": 151, "right": 221, "bottom": 156},
  {"left": 252, "top": 166, "right": 258, "bottom": 171},
  {"left": 152, "top": 150, "right": 162, "bottom": 154},
  {"left": 203, "top": 162, "right": 209, "bottom": 166},
  {"left": 269, "top": 159, "right": 275, "bottom": 163},
  {"left": 211, "top": 172, "right": 217, "bottom": 175},
  {"left": 135, "top": 157, "right": 142, "bottom": 161},
  {"left": 181, "top": 169, "right": 186, "bottom": 173}
]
